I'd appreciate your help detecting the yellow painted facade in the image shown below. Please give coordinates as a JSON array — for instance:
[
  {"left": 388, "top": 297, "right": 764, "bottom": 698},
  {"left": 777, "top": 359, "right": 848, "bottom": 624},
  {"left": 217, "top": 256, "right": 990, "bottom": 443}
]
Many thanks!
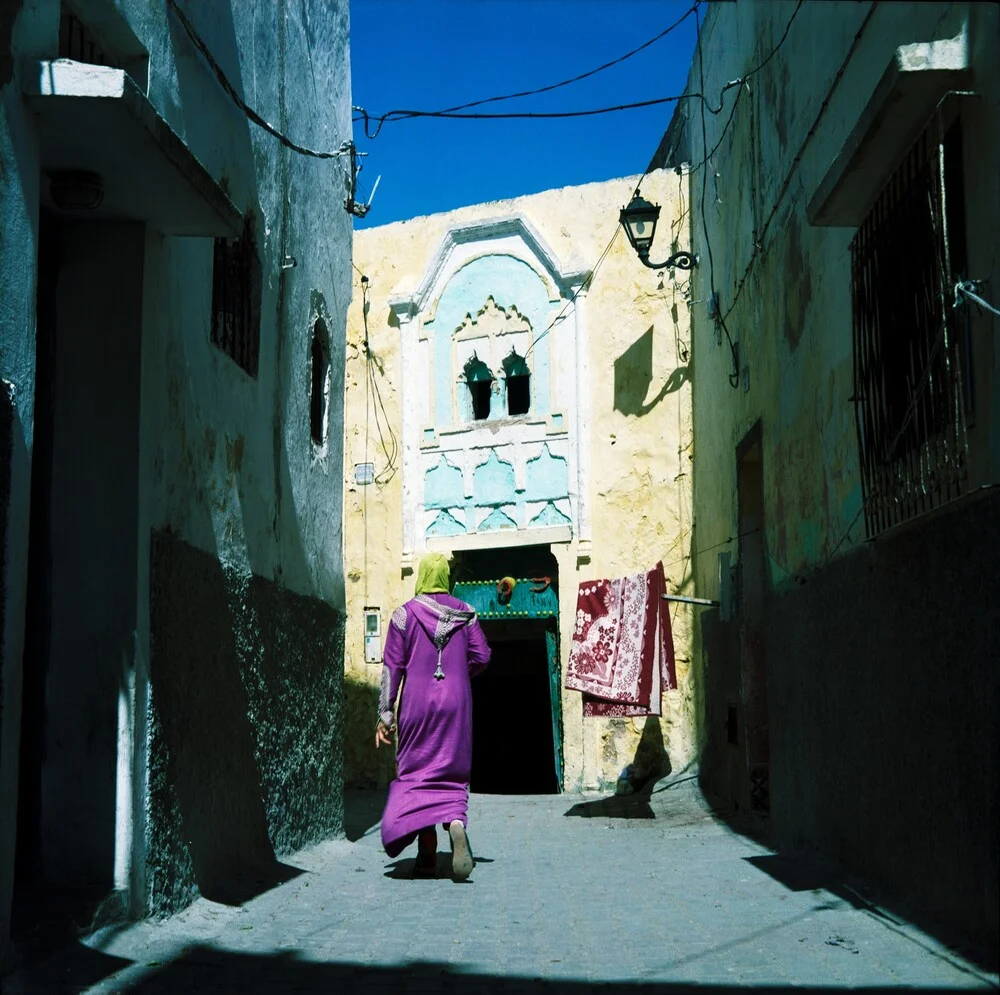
[{"left": 342, "top": 171, "right": 699, "bottom": 791}]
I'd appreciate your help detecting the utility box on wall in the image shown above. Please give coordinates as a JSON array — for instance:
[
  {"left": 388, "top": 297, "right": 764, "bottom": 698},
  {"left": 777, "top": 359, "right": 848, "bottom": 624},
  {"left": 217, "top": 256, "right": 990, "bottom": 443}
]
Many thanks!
[{"left": 364, "top": 608, "right": 381, "bottom": 663}]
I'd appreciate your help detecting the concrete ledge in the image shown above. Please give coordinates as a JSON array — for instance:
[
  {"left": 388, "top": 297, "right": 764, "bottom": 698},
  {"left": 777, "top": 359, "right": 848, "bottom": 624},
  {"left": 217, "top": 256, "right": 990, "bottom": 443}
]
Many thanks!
[
  {"left": 808, "top": 26, "right": 971, "bottom": 227},
  {"left": 24, "top": 60, "right": 241, "bottom": 237},
  {"left": 426, "top": 525, "right": 572, "bottom": 552}
]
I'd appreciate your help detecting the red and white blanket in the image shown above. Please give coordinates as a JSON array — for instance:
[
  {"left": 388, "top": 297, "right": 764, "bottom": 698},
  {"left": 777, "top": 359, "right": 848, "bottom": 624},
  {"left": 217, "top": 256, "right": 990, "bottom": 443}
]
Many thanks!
[{"left": 565, "top": 561, "right": 676, "bottom": 716}]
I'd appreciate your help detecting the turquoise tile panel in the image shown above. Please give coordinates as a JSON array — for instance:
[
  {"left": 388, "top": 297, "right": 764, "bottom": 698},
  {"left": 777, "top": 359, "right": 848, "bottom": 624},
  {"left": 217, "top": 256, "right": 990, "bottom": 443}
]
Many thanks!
[
  {"left": 525, "top": 444, "right": 569, "bottom": 502},
  {"left": 426, "top": 509, "right": 466, "bottom": 538},
  {"left": 479, "top": 506, "right": 518, "bottom": 531},
  {"left": 424, "top": 454, "right": 464, "bottom": 510},
  {"left": 529, "top": 501, "right": 572, "bottom": 528},
  {"left": 473, "top": 449, "right": 516, "bottom": 506}
]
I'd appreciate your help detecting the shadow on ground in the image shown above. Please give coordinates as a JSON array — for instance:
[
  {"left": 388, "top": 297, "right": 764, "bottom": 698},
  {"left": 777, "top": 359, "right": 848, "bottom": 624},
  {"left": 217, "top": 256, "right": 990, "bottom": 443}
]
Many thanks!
[
  {"left": 3, "top": 944, "right": 979, "bottom": 995},
  {"left": 343, "top": 788, "right": 387, "bottom": 842},
  {"left": 198, "top": 860, "right": 303, "bottom": 907},
  {"left": 698, "top": 786, "right": 999, "bottom": 975}
]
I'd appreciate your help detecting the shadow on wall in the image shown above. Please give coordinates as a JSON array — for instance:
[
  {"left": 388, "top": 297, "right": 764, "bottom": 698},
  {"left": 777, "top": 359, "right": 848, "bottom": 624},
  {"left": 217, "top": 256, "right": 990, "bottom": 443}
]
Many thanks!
[
  {"left": 342, "top": 675, "right": 395, "bottom": 791},
  {"left": 0, "top": 382, "right": 12, "bottom": 730},
  {"left": 137, "top": 0, "right": 349, "bottom": 921},
  {"left": 148, "top": 532, "right": 344, "bottom": 913},
  {"left": 149, "top": 531, "right": 286, "bottom": 908},
  {"left": 564, "top": 717, "right": 672, "bottom": 819},
  {"left": 613, "top": 325, "right": 689, "bottom": 417}
]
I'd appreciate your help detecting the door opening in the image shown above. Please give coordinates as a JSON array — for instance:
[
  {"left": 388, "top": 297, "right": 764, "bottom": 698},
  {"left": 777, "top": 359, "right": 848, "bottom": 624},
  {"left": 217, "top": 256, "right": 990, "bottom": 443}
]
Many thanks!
[
  {"left": 737, "top": 425, "right": 769, "bottom": 813},
  {"left": 471, "top": 627, "right": 558, "bottom": 794},
  {"left": 13, "top": 214, "right": 144, "bottom": 960}
]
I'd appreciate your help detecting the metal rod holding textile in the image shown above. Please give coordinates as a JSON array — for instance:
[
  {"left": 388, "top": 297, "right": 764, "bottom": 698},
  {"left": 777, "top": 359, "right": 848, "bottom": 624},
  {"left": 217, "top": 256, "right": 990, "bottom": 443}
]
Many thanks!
[{"left": 662, "top": 594, "right": 721, "bottom": 607}]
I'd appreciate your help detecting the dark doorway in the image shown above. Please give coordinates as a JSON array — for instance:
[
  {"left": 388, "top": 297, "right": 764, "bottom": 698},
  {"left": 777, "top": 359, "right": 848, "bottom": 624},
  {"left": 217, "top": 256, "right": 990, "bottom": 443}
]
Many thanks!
[
  {"left": 471, "top": 630, "right": 558, "bottom": 794},
  {"left": 737, "top": 425, "right": 769, "bottom": 813},
  {"left": 13, "top": 214, "right": 144, "bottom": 961}
]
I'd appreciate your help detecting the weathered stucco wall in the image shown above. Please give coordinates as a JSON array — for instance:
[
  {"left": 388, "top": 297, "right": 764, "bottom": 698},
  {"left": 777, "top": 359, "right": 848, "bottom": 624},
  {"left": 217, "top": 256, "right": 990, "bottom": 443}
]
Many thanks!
[
  {"left": 685, "top": 0, "right": 998, "bottom": 594},
  {"left": 343, "top": 172, "right": 696, "bottom": 792},
  {"left": 671, "top": 0, "right": 998, "bottom": 957},
  {"left": 0, "top": 0, "right": 38, "bottom": 962},
  {"left": 132, "top": 0, "right": 353, "bottom": 914},
  {"left": 0, "top": 0, "right": 353, "bottom": 952},
  {"left": 147, "top": 531, "right": 344, "bottom": 915}
]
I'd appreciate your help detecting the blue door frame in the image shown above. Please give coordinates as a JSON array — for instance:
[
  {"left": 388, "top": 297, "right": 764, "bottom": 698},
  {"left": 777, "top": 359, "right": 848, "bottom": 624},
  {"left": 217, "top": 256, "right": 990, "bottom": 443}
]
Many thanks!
[{"left": 452, "top": 579, "right": 563, "bottom": 790}]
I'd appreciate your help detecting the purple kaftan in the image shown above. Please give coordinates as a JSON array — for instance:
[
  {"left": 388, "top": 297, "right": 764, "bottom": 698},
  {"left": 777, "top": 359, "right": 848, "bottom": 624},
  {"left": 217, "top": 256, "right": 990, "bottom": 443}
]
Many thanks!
[{"left": 379, "top": 593, "right": 491, "bottom": 857}]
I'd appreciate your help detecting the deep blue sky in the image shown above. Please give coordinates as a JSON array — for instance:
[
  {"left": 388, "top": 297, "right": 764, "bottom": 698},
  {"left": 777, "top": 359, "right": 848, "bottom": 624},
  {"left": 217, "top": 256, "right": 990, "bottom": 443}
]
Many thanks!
[{"left": 349, "top": 0, "right": 699, "bottom": 228}]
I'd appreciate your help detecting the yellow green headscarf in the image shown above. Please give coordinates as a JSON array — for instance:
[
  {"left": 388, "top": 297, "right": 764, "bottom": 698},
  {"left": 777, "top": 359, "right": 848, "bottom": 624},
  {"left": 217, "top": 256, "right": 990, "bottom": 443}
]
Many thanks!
[{"left": 415, "top": 553, "right": 450, "bottom": 595}]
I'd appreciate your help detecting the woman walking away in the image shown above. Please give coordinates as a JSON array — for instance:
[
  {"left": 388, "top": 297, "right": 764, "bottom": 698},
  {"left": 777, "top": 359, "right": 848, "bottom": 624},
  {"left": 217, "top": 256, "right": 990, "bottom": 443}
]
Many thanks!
[{"left": 375, "top": 553, "right": 491, "bottom": 880}]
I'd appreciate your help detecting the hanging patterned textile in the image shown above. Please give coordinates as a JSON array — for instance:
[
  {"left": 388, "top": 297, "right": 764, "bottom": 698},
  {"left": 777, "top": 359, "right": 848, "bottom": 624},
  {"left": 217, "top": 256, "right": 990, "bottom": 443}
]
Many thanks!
[{"left": 564, "top": 561, "right": 675, "bottom": 717}]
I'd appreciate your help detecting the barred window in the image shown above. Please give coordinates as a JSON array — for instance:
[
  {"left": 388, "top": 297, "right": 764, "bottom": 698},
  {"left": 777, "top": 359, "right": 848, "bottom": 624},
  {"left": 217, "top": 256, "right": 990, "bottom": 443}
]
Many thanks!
[
  {"left": 851, "top": 116, "right": 970, "bottom": 538},
  {"left": 211, "top": 218, "right": 261, "bottom": 377},
  {"left": 59, "top": 7, "right": 115, "bottom": 67}
]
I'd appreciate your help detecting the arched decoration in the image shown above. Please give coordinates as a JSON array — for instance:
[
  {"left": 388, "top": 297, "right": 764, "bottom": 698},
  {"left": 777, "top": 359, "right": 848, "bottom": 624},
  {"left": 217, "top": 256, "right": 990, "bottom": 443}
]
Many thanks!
[
  {"left": 525, "top": 444, "right": 569, "bottom": 503},
  {"left": 529, "top": 502, "right": 572, "bottom": 528},
  {"left": 502, "top": 349, "right": 530, "bottom": 416},
  {"left": 478, "top": 507, "right": 518, "bottom": 532},
  {"left": 427, "top": 509, "right": 466, "bottom": 538},
  {"left": 424, "top": 454, "right": 464, "bottom": 509},
  {"left": 453, "top": 296, "right": 532, "bottom": 423},
  {"left": 473, "top": 449, "right": 516, "bottom": 507},
  {"left": 428, "top": 257, "right": 554, "bottom": 427}
]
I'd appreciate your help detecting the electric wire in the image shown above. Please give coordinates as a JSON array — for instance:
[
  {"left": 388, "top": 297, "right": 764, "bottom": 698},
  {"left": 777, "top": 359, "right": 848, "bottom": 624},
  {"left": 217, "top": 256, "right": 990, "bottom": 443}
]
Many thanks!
[
  {"left": 353, "top": 92, "right": 702, "bottom": 139},
  {"left": 954, "top": 280, "right": 1000, "bottom": 317},
  {"left": 721, "top": 2, "right": 877, "bottom": 323},
  {"left": 166, "top": 0, "right": 353, "bottom": 160},
  {"left": 360, "top": 278, "right": 400, "bottom": 486},
  {"left": 686, "top": 78, "right": 746, "bottom": 175},
  {"left": 374, "top": 3, "right": 700, "bottom": 119},
  {"left": 361, "top": 277, "right": 370, "bottom": 605},
  {"left": 524, "top": 226, "right": 621, "bottom": 359},
  {"left": 693, "top": 4, "right": 739, "bottom": 390},
  {"left": 659, "top": 528, "right": 760, "bottom": 572}
]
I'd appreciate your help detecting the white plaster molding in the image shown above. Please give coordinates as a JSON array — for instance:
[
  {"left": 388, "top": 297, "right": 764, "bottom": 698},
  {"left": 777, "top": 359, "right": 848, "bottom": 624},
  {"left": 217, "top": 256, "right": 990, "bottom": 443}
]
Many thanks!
[
  {"left": 397, "top": 309, "right": 418, "bottom": 559},
  {"left": 571, "top": 286, "right": 592, "bottom": 545},
  {"left": 387, "top": 213, "right": 591, "bottom": 318},
  {"left": 427, "top": 525, "right": 572, "bottom": 552}
]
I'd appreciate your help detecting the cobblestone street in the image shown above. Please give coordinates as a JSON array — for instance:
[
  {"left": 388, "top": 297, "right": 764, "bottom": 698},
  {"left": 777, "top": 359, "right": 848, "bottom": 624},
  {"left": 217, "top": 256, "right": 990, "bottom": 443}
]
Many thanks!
[{"left": 7, "top": 776, "right": 997, "bottom": 994}]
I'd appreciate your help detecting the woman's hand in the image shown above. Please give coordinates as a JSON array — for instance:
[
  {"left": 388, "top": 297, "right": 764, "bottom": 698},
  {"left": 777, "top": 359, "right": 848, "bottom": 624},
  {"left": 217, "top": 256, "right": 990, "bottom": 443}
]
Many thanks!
[{"left": 375, "top": 719, "right": 394, "bottom": 749}]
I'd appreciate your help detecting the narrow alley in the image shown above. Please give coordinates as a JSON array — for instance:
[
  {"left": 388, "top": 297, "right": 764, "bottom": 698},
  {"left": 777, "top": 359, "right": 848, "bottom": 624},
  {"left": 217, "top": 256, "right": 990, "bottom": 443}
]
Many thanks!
[
  {"left": 5, "top": 777, "right": 996, "bottom": 993},
  {"left": 1, "top": 0, "right": 997, "bottom": 990}
]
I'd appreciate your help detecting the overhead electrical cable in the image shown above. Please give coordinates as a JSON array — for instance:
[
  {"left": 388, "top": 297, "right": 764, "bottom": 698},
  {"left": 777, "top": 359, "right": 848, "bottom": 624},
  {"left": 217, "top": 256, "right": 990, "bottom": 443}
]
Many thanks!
[
  {"left": 353, "top": 93, "right": 703, "bottom": 139},
  {"left": 166, "top": 0, "right": 353, "bottom": 160},
  {"left": 525, "top": 226, "right": 621, "bottom": 359},
  {"left": 721, "top": 1, "right": 876, "bottom": 323},
  {"left": 397, "top": 3, "right": 700, "bottom": 117}
]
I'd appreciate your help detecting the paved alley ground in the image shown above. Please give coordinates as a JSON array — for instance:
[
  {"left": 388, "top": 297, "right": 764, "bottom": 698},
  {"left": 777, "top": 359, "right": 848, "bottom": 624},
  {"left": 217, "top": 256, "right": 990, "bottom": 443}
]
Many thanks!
[{"left": 6, "top": 775, "right": 998, "bottom": 994}]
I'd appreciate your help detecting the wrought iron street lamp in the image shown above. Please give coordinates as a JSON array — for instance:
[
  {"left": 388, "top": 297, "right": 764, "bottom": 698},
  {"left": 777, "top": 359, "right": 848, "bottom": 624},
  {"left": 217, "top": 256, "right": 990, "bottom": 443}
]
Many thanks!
[{"left": 619, "top": 193, "right": 696, "bottom": 270}]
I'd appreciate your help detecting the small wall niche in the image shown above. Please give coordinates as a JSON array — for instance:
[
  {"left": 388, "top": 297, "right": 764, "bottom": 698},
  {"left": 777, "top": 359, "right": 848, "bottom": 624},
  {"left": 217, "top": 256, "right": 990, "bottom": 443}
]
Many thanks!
[{"left": 310, "top": 317, "right": 330, "bottom": 445}]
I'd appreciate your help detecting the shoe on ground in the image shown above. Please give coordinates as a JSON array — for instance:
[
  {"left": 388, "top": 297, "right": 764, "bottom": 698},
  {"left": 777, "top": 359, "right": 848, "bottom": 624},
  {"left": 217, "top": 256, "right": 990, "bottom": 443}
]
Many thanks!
[
  {"left": 413, "top": 850, "right": 436, "bottom": 878},
  {"left": 448, "top": 820, "right": 474, "bottom": 881}
]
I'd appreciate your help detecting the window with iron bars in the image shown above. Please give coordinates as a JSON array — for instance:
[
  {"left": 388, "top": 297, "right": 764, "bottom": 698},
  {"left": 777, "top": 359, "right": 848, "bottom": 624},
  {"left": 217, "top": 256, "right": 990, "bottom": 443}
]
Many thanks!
[
  {"left": 59, "top": 6, "right": 116, "bottom": 67},
  {"left": 211, "top": 218, "right": 261, "bottom": 377},
  {"left": 850, "top": 114, "right": 970, "bottom": 538}
]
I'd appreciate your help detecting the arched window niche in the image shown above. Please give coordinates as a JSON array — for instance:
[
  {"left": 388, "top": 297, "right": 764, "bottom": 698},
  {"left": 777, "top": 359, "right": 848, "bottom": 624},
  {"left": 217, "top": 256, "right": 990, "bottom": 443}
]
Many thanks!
[
  {"left": 310, "top": 316, "right": 330, "bottom": 445},
  {"left": 463, "top": 353, "right": 494, "bottom": 422},
  {"left": 502, "top": 349, "right": 530, "bottom": 416}
]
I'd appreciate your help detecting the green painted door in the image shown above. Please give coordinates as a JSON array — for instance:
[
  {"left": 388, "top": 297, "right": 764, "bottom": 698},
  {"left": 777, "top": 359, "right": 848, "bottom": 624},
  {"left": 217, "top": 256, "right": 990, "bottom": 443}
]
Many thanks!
[{"left": 546, "top": 626, "right": 564, "bottom": 790}]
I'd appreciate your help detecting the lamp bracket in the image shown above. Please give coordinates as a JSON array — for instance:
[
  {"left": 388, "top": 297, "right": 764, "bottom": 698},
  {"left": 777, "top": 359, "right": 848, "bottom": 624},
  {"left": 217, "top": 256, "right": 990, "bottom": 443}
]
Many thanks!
[{"left": 638, "top": 250, "right": 697, "bottom": 271}]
